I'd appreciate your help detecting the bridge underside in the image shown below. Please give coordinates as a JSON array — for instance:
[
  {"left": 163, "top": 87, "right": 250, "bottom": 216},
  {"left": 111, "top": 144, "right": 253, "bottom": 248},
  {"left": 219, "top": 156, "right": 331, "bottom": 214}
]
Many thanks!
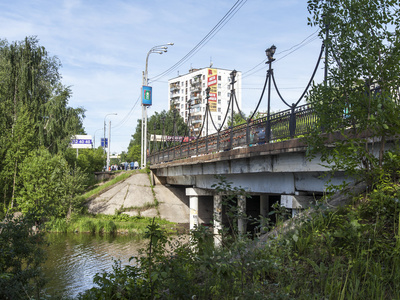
[
  {"left": 151, "top": 142, "right": 352, "bottom": 194},
  {"left": 150, "top": 139, "right": 353, "bottom": 242}
]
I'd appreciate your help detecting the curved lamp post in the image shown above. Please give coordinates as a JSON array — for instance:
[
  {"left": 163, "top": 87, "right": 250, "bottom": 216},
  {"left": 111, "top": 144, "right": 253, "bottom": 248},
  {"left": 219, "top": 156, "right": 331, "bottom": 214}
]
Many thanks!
[
  {"left": 141, "top": 43, "right": 173, "bottom": 169},
  {"left": 104, "top": 113, "right": 117, "bottom": 171},
  {"left": 265, "top": 45, "right": 276, "bottom": 142}
]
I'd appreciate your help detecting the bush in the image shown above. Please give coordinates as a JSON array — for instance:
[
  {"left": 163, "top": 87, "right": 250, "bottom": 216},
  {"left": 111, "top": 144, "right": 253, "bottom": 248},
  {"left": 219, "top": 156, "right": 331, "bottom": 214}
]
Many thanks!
[{"left": 0, "top": 213, "right": 47, "bottom": 299}]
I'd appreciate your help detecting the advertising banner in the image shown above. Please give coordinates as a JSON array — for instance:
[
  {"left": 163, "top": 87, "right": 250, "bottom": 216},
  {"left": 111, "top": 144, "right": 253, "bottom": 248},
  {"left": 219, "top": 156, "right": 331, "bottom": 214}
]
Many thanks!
[
  {"left": 150, "top": 135, "right": 196, "bottom": 142},
  {"left": 207, "top": 68, "right": 217, "bottom": 112},
  {"left": 142, "top": 86, "right": 152, "bottom": 106},
  {"left": 71, "top": 135, "right": 93, "bottom": 149}
]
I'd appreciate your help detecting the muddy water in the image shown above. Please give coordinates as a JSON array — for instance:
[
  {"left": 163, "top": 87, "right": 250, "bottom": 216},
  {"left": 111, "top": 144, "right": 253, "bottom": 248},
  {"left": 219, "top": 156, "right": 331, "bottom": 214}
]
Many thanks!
[{"left": 43, "top": 233, "right": 147, "bottom": 298}]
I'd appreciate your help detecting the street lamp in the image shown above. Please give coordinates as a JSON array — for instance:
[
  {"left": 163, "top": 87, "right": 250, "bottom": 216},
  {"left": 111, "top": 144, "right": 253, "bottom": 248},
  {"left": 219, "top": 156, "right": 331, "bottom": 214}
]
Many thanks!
[
  {"left": 104, "top": 113, "right": 117, "bottom": 171},
  {"left": 265, "top": 45, "right": 276, "bottom": 142},
  {"left": 141, "top": 43, "right": 173, "bottom": 169},
  {"left": 93, "top": 128, "right": 103, "bottom": 149}
]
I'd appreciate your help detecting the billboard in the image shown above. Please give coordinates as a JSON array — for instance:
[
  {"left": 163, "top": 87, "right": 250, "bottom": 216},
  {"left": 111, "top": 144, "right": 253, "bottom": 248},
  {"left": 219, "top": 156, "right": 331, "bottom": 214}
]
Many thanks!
[
  {"left": 142, "top": 86, "right": 152, "bottom": 106},
  {"left": 71, "top": 135, "right": 92, "bottom": 149},
  {"left": 207, "top": 68, "right": 217, "bottom": 112}
]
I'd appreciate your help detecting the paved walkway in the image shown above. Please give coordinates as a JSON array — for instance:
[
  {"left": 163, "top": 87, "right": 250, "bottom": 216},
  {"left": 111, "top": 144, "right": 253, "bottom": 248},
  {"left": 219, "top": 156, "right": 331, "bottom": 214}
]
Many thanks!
[{"left": 87, "top": 172, "right": 189, "bottom": 223}]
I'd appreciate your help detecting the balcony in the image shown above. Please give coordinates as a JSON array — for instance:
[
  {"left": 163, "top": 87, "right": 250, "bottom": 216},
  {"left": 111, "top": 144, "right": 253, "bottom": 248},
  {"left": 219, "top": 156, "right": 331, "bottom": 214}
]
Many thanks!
[{"left": 170, "top": 82, "right": 180, "bottom": 92}]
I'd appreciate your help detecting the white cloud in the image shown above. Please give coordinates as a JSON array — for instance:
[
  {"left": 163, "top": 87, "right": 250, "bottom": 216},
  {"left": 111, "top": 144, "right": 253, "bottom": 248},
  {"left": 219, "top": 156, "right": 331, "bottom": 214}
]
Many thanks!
[{"left": 0, "top": 0, "right": 324, "bottom": 153}]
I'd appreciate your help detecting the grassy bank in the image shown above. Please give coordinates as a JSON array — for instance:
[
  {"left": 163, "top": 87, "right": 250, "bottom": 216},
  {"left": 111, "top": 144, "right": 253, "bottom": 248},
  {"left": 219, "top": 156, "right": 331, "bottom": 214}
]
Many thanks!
[
  {"left": 51, "top": 167, "right": 177, "bottom": 236},
  {"left": 45, "top": 214, "right": 177, "bottom": 235},
  {"left": 82, "top": 169, "right": 143, "bottom": 200}
]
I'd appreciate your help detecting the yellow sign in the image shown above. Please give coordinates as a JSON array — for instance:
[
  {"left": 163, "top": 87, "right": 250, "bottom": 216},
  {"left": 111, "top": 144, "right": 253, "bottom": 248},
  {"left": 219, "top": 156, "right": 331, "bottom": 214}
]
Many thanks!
[{"left": 207, "top": 68, "right": 217, "bottom": 112}]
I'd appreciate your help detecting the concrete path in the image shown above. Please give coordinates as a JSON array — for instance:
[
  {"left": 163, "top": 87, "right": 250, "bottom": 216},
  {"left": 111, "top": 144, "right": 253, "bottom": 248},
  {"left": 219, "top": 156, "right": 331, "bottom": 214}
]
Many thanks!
[{"left": 87, "top": 172, "right": 189, "bottom": 223}]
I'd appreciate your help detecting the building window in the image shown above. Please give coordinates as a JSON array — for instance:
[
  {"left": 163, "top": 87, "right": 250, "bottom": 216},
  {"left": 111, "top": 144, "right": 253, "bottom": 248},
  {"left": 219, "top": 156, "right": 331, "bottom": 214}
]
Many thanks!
[
  {"left": 218, "top": 107, "right": 221, "bottom": 112},
  {"left": 218, "top": 91, "right": 221, "bottom": 96},
  {"left": 218, "top": 99, "right": 221, "bottom": 104},
  {"left": 203, "top": 75, "right": 205, "bottom": 80},
  {"left": 218, "top": 116, "right": 221, "bottom": 121},
  {"left": 218, "top": 83, "right": 221, "bottom": 88},
  {"left": 203, "top": 83, "right": 205, "bottom": 87},
  {"left": 218, "top": 75, "right": 221, "bottom": 80},
  {"left": 227, "top": 93, "right": 230, "bottom": 97}
]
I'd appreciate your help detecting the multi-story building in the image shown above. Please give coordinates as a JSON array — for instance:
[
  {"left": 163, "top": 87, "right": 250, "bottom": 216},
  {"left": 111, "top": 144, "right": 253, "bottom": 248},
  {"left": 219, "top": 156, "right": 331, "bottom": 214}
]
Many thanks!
[{"left": 168, "top": 67, "right": 242, "bottom": 137}]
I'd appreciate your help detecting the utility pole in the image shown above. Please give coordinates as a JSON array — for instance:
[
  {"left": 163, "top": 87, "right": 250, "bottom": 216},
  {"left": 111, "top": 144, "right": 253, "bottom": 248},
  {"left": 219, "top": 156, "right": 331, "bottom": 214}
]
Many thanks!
[{"left": 141, "top": 43, "right": 173, "bottom": 169}]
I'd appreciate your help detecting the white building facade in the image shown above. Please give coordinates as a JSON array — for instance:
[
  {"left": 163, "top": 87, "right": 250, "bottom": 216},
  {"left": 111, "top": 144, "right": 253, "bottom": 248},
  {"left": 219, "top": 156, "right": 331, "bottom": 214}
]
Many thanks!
[{"left": 168, "top": 67, "right": 242, "bottom": 137}]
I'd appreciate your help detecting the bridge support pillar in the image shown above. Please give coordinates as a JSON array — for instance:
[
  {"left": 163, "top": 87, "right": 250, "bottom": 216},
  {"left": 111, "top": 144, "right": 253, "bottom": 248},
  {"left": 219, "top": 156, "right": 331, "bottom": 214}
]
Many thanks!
[
  {"left": 189, "top": 196, "right": 199, "bottom": 230},
  {"left": 238, "top": 194, "right": 246, "bottom": 236},
  {"left": 213, "top": 194, "right": 222, "bottom": 247},
  {"left": 186, "top": 187, "right": 214, "bottom": 231},
  {"left": 260, "top": 195, "right": 269, "bottom": 233}
]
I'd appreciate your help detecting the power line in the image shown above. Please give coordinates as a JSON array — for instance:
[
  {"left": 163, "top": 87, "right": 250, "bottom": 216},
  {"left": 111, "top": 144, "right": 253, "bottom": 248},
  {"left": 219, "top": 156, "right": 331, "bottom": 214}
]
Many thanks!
[
  {"left": 241, "top": 30, "right": 320, "bottom": 79},
  {"left": 111, "top": 93, "right": 141, "bottom": 130},
  {"left": 150, "top": 0, "right": 247, "bottom": 82}
]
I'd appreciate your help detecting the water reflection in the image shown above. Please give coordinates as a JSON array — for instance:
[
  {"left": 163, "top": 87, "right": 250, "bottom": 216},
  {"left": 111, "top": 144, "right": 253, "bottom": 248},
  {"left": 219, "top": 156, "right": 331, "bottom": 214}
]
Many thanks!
[{"left": 43, "top": 233, "right": 147, "bottom": 298}]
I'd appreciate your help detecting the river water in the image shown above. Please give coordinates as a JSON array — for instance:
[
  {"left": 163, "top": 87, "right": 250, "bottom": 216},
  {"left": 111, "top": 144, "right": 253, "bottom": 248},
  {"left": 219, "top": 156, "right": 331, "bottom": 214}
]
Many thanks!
[{"left": 43, "top": 233, "right": 148, "bottom": 299}]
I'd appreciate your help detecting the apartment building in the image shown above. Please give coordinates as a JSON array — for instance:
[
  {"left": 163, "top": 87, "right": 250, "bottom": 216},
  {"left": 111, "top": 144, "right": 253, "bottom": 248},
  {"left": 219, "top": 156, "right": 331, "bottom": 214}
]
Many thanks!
[{"left": 168, "top": 67, "right": 242, "bottom": 137}]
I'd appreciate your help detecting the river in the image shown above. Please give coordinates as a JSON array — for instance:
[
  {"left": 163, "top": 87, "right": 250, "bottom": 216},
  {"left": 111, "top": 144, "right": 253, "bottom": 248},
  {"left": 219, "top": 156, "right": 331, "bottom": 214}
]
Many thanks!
[{"left": 43, "top": 233, "right": 148, "bottom": 299}]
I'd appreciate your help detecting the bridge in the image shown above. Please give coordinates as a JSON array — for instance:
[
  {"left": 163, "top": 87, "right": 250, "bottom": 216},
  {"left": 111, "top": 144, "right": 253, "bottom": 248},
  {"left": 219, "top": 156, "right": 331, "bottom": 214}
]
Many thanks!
[
  {"left": 144, "top": 43, "right": 390, "bottom": 244},
  {"left": 148, "top": 115, "right": 354, "bottom": 244}
]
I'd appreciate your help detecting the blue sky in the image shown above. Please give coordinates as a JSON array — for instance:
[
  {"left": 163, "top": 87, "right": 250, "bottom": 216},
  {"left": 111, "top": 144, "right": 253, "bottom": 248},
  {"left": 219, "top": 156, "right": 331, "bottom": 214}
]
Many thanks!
[{"left": 0, "top": 0, "right": 324, "bottom": 154}]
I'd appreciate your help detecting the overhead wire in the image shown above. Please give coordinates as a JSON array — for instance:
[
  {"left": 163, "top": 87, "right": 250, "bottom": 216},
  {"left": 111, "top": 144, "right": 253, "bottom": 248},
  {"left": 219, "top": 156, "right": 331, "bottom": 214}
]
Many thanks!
[
  {"left": 111, "top": 93, "right": 141, "bottom": 130},
  {"left": 241, "top": 30, "right": 320, "bottom": 80},
  {"left": 150, "top": 0, "right": 247, "bottom": 83}
]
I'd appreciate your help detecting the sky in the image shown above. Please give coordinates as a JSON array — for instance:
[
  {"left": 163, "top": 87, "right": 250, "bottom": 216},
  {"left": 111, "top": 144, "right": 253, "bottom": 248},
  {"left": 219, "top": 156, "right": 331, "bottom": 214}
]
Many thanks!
[{"left": 0, "top": 0, "right": 325, "bottom": 154}]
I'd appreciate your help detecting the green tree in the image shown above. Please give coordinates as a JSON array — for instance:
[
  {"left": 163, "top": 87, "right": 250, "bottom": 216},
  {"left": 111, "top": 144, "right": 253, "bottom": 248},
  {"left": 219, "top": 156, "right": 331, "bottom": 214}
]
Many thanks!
[
  {"left": 128, "top": 109, "right": 189, "bottom": 157},
  {"left": 126, "top": 144, "right": 141, "bottom": 162},
  {"left": 64, "top": 147, "right": 105, "bottom": 174},
  {"left": 226, "top": 111, "right": 247, "bottom": 129},
  {"left": 0, "top": 213, "right": 46, "bottom": 299},
  {"left": 16, "top": 148, "right": 87, "bottom": 221},
  {"left": 306, "top": 0, "right": 400, "bottom": 186},
  {"left": 0, "top": 37, "right": 85, "bottom": 213}
]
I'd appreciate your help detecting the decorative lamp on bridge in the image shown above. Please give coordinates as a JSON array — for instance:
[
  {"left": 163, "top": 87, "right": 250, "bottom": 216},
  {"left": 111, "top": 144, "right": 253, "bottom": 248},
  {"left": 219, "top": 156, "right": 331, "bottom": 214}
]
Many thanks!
[{"left": 265, "top": 45, "right": 276, "bottom": 63}]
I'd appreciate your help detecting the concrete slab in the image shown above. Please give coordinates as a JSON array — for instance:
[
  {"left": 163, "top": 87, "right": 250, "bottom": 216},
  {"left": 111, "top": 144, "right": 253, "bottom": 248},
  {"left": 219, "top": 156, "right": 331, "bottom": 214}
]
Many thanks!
[
  {"left": 123, "top": 185, "right": 154, "bottom": 208},
  {"left": 154, "top": 185, "right": 189, "bottom": 223},
  {"left": 122, "top": 211, "right": 140, "bottom": 217},
  {"left": 125, "top": 173, "right": 151, "bottom": 186},
  {"left": 140, "top": 208, "right": 159, "bottom": 218},
  {"left": 87, "top": 173, "right": 190, "bottom": 224}
]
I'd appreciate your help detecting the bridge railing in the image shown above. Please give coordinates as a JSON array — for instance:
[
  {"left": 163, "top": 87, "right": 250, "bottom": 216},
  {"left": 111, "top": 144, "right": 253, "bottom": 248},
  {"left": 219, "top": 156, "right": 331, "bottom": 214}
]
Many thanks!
[{"left": 149, "top": 103, "right": 316, "bottom": 164}]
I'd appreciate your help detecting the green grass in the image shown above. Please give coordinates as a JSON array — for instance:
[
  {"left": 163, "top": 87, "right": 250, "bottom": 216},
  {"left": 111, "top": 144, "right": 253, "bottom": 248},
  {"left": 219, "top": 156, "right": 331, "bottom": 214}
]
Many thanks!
[
  {"left": 45, "top": 214, "right": 176, "bottom": 235},
  {"left": 82, "top": 170, "right": 136, "bottom": 200}
]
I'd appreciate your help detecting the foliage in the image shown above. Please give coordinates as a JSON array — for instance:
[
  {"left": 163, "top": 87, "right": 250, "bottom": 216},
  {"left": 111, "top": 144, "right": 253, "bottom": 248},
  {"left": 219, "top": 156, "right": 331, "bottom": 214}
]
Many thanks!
[
  {"left": 76, "top": 169, "right": 400, "bottom": 299},
  {"left": 64, "top": 147, "right": 105, "bottom": 175},
  {"left": 306, "top": 0, "right": 400, "bottom": 187},
  {"left": 226, "top": 111, "right": 247, "bottom": 129},
  {"left": 126, "top": 144, "right": 140, "bottom": 163},
  {"left": 0, "top": 37, "right": 85, "bottom": 213},
  {"left": 16, "top": 148, "right": 87, "bottom": 221},
  {"left": 128, "top": 109, "right": 189, "bottom": 160},
  {"left": 45, "top": 214, "right": 175, "bottom": 235},
  {"left": 82, "top": 170, "right": 135, "bottom": 200},
  {"left": 0, "top": 213, "right": 47, "bottom": 299}
]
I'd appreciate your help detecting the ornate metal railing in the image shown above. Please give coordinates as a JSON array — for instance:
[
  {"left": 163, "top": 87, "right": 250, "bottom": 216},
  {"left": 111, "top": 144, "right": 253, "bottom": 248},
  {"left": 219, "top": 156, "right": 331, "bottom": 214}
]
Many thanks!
[{"left": 149, "top": 103, "right": 316, "bottom": 164}]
